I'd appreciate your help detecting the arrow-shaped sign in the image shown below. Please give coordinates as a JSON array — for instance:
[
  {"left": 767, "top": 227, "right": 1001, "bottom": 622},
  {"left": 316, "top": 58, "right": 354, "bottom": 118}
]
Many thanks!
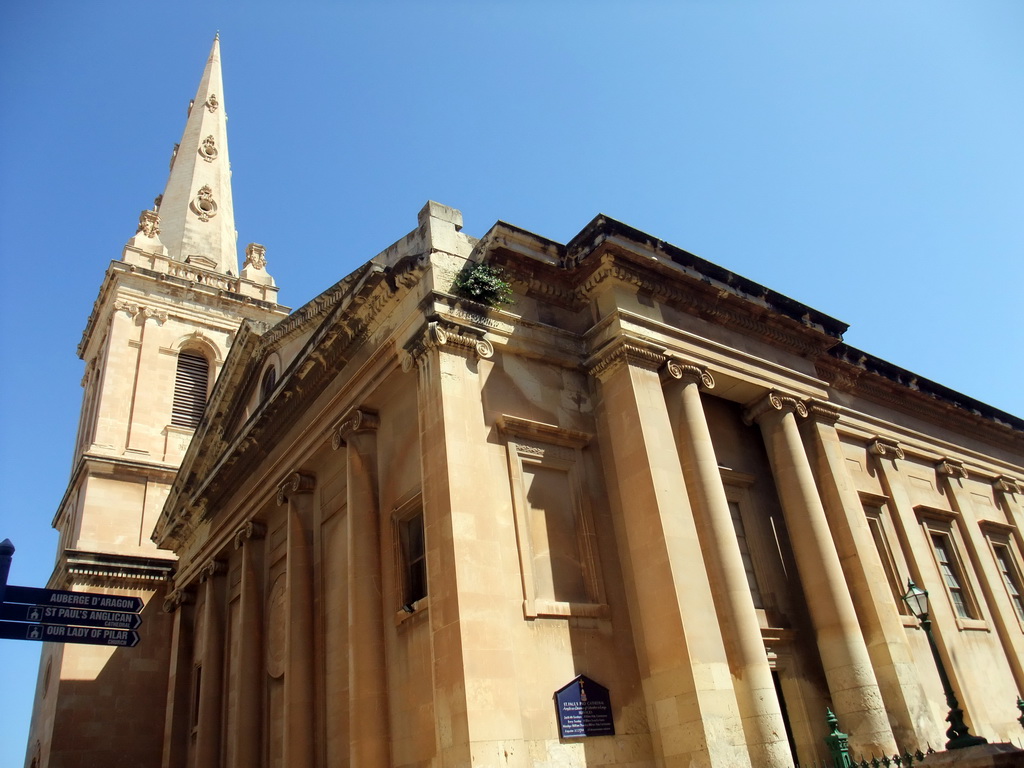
[
  {"left": 0, "top": 620, "right": 140, "bottom": 647},
  {"left": 0, "top": 603, "right": 143, "bottom": 631},
  {"left": 4, "top": 585, "right": 143, "bottom": 614}
]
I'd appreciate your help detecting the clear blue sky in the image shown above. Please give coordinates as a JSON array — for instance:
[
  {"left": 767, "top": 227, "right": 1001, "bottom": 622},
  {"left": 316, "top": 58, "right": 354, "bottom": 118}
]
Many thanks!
[{"left": 1, "top": 1, "right": 1022, "bottom": 758}]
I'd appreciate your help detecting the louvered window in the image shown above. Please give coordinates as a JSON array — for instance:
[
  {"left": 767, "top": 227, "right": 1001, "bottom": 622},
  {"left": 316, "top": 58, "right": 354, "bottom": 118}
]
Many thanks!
[{"left": 172, "top": 351, "right": 209, "bottom": 429}]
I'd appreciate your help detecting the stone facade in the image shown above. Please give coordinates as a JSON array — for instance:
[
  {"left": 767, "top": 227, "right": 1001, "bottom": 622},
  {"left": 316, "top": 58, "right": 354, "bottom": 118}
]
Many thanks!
[{"left": 27, "top": 40, "right": 1024, "bottom": 768}]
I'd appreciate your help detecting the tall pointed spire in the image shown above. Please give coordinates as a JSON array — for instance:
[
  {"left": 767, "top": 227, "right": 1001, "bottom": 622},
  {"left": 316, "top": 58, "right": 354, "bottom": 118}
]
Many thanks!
[{"left": 154, "top": 35, "right": 238, "bottom": 275}]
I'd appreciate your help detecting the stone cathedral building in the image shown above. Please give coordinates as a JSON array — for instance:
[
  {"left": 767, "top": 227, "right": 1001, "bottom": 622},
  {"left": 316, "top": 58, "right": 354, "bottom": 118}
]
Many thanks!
[{"left": 25, "top": 38, "right": 1024, "bottom": 768}]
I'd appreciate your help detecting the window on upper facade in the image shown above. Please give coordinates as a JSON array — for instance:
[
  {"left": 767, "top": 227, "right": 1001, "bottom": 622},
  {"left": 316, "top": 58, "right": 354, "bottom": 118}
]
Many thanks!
[
  {"left": 260, "top": 365, "right": 277, "bottom": 403},
  {"left": 992, "top": 542, "right": 1024, "bottom": 623},
  {"left": 930, "top": 531, "right": 974, "bottom": 620},
  {"left": 398, "top": 508, "right": 427, "bottom": 607},
  {"left": 172, "top": 350, "right": 210, "bottom": 429}
]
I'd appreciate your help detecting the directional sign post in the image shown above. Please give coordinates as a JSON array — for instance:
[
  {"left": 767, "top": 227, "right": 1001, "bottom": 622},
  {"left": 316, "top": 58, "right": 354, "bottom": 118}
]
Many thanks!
[
  {"left": 0, "top": 540, "right": 144, "bottom": 647},
  {"left": 4, "top": 585, "right": 144, "bottom": 614},
  {"left": 0, "top": 620, "right": 140, "bottom": 647},
  {"left": 0, "top": 603, "right": 142, "bottom": 631}
]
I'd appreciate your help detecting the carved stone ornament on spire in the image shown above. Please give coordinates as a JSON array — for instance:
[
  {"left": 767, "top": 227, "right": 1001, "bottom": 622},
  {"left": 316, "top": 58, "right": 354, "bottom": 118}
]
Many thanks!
[
  {"left": 190, "top": 185, "right": 218, "bottom": 222},
  {"left": 244, "top": 243, "right": 267, "bottom": 270},
  {"left": 136, "top": 209, "right": 161, "bottom": 238},
  {"left": 199, "top": 135, "right": 218, "bottom": 162},
  {"left": 205, "top": 93, "right": 219, "bottom": 112}
]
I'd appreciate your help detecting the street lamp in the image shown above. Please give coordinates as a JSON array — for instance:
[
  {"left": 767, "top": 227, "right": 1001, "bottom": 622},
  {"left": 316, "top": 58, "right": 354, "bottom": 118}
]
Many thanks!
[{"left": 901, "top": 579, "right": 988, "bottom": 750}]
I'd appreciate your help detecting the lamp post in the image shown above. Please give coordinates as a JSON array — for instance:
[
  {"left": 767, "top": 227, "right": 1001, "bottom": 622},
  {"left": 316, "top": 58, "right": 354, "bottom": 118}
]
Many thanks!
[{"left": 901, "top": 579, "right": 988, "bottom": 750}]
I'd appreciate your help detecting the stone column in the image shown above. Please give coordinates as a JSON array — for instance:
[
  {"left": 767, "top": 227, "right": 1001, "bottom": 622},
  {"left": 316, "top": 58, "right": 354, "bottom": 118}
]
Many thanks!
[
  {"left": 938, "top": 461, "right": 1024, "bottom": 695},
  {"left": 230, "top": 521, "right": 266, "bottom": 768},
  {"left": 590, "top": 339, "right": 749, "bottom": 768},
  {"left": 161, "top": 587, "right": 195, "bottom": 768},
  {"left": 277, "top": 472, "right": 317, "bottom": 768},
  {"left": 333, "top": 407, "right": 390, "bottom": 768},
  {"left": 663, "top": 359, "right": 791, "bottom": 766},
  {"left": 802, "top": 406, "right": 930, "bottom": 747},
  {"left": 195, "top": 560, "right": 226, "bottom": 768},
  {"left": 403, "top": 320, "right": 524, "bottom": 767},
  {"left": 746, "top": 391, "right": 895, "bottom": 755}
]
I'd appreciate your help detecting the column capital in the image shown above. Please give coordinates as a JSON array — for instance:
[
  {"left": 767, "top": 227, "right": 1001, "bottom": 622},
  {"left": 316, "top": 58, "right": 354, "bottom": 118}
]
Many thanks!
[
  {"left": 331, "top": 407, "right": 380, "bottom": 449},
  {"left": 401, "top": 320, "right": 494, "bottom": 372},
  {"left": 937, "top": 458, "right": 969, "bottom": 480},
  {"left": 994, "top": 476, "right": 1022, "bottom": 495},
  {"left": 233, "top": 520, "right": 267, "bottom": 549},
  {"left": 743, "top": 390, "right": 808, "bottom": 425},
  {"left": 661, "top": 356, "right": 715, "bottom": 389},
  {"left": 804, "top": 398, "right": 840, "bottom": 424},
  {"left": 586, "top": 337, "right": 666, "bottom": 381},
  {"left": 868, "top": 436, "right": 905, "bottom": 461},
  {"left": 199, "top": 559, "right": 227, "bottom": 583},
  {"left": 163, "top": 586, "right": 195, "bottom": 614},
  {"left": 277, "top": 471, "right": 316, "bottom": 506}
]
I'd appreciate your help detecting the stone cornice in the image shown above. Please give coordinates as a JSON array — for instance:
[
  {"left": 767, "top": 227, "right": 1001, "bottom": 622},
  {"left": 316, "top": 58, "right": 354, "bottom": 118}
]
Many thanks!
[
  {"left": 820, "top": 344, "right": 1024, "bottom": 449},
  {"left": 48, "top": 550, "right": 175, "bottom": 592},
  {"left": 154, "top": 252, "right": 425, "bottom": 552},
  {"left": 79, "top": 259, "right": 286, "bottom": 359}
]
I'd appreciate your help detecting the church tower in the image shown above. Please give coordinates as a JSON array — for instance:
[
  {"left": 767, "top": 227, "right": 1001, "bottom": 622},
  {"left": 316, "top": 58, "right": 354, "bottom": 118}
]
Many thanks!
[{"left": 25, "top": 37, "right": 288, "bottom": 768}]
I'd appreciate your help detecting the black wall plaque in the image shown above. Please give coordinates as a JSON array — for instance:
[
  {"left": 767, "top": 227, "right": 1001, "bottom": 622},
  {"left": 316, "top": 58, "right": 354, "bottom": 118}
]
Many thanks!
[{"left": 555, "top": 674, "right": 614, "bottom": 738}]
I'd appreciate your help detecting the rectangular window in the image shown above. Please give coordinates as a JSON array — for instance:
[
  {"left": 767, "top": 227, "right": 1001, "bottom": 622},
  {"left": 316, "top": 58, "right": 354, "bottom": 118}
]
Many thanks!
[
  {"left": 931, "top": 532, "right": 973, "bottom": 620},
  {"left": 992, "top": 543, "right": 1024, "bottom": 622},
  {"left": 399, "top": 511, "right": 427, "bottom": 607}
]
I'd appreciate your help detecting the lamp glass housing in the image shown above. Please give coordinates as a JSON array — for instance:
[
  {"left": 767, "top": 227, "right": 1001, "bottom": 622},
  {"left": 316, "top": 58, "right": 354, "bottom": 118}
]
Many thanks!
[{"left": 902, "top": 579, "right": 929, "bottom": 619}]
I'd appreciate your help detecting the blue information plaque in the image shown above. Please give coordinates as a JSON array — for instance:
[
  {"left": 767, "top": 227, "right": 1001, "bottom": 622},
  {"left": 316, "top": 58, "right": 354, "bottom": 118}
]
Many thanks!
[{"left": 555, "top": 674, "right": 614, "bottom": 739}]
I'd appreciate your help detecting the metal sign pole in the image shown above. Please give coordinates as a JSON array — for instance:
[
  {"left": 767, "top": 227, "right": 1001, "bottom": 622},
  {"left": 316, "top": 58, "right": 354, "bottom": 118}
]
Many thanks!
[{"left": 0, "top": 538, "right": 14, "bottom": 606}]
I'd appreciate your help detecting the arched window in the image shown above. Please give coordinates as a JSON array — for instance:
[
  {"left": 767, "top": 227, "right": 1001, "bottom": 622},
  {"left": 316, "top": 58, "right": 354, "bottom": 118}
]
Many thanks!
[
  {"left": 172, "top": 350, "right": 210, "bottom": 429},
  {"left": 260, "top": 365, "right": 277, "bottom": 402}
]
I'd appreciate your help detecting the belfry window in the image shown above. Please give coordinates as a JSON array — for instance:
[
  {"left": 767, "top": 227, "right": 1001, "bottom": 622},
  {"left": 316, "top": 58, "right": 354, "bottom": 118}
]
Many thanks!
[{"left": 172, "top": 350, "right": 209, "bottom": 429}]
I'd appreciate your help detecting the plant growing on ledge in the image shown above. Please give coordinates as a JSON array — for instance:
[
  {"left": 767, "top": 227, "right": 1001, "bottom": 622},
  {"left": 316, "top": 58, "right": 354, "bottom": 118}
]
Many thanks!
[{"left": 452, "top": 262, "right": 514, "bottom": 307}]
